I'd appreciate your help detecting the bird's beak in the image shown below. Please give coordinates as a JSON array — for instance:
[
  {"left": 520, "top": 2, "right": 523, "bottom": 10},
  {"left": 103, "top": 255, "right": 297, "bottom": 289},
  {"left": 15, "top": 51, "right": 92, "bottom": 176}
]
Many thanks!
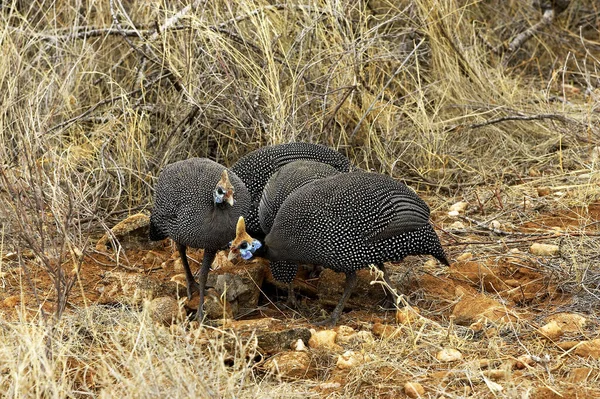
[
  {"left": 227, "top": 249, "right": 238, "bottom": 261},
  {"left": 224, "top": 190, "right": 235, "bottom": 206}
]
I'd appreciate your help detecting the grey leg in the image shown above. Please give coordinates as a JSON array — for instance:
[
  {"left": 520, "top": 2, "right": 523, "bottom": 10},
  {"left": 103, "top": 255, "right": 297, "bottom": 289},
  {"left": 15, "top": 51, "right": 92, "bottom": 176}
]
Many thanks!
[
  {"left": 378, "top": 263, "right": 399, "bottom": 308},
  {"left": 315, "top": 271, "right": 357, "bottom": 327},
  {"left": 196, "top": 248, "right": 216, "bottom": 322},
  {"left": 177, "top": 243, "right": 200, "bottom": 300},
  {"left": 286, "top": 282, "right": 297, "bottom": 308}
]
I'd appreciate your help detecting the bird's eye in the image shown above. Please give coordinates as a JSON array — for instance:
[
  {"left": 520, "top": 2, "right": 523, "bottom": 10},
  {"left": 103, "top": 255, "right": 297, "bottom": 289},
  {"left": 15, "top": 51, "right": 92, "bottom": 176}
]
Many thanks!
[
  {"left": 240, "top": 242, "right": 248, "bottom": 250},
  {"left": 216, "top": 187, "right": 225, "bottom": 196}
]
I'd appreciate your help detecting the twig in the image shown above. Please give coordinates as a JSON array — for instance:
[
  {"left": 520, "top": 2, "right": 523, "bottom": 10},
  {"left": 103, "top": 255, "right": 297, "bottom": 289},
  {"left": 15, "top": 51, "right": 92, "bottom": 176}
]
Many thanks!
[
  {"left": 446, "top": 113, "right": 569, "bottom": 132},
  {"left": 506, "top": 9, "right": 555, "bottom": 54}
]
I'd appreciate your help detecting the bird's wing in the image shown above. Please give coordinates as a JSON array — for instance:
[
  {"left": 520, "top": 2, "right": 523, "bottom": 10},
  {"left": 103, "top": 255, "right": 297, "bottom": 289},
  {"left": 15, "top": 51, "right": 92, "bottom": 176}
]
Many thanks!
[{"left": 366, "top": 190, "right": 431, "bottom": 242}]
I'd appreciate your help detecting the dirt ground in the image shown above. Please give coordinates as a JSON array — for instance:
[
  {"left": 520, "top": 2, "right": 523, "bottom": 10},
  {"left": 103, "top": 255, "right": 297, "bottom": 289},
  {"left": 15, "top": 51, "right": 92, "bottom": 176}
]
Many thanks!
[{"left": 1, "top": 196, "right": 599, "bottom": 398}]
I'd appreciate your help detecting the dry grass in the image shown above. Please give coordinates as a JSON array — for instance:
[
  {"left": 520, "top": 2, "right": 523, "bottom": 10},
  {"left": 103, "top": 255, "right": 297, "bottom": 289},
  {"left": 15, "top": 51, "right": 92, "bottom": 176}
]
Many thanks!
[{"left": 0, "top": 0, "right": 599, "bottom": 397}]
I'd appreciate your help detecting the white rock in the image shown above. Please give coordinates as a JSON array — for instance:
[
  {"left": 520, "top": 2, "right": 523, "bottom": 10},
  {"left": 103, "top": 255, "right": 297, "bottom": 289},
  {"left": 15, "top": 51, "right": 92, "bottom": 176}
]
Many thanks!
[
  {"left": 336, "top": 350, "right": 374, "bottom": 369},
  {"left": 489, "top": 220, "right": 501, "bottom": 230},
  {"left": 436, "top": 348, "right": 463, "bottom": 362},
  {"left": 530, "top": 243, "right": 560, "bottom": 256},
  {"left": 293, "top": 339, "right": 307, "bottom": 352},
  {"left": 448, "top": 210, "right": 460, "bottom": 217},
  {"left": 449, "top": 201, "right": 468, "bottom": 213}
]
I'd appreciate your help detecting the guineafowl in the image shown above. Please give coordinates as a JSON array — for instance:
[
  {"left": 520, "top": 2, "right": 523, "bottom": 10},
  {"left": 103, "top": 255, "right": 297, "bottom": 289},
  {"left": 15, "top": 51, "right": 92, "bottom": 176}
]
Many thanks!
[
  {"left": 230, "top": 142, "right": 351, "bottom": 238},
  {"left": 149, "top": 158, "right": 250, "bottom": 322},
  {"left": 257, "top": 160, "right": 341, "bottom": 305},
  {"left": 229, "top": 172, "right": 449, "bottom": 326}
]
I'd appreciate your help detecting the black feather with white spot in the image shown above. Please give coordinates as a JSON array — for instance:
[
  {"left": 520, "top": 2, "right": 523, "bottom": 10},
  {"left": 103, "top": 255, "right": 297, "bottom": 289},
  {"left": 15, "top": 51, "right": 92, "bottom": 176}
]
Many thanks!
[{"left": 231, "top": 142, "right": 350, "bottom": 237}]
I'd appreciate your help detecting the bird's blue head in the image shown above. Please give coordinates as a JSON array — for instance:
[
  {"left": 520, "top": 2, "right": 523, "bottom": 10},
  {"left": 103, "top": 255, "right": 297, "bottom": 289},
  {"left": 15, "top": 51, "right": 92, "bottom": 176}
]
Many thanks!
[
  {"left": 227, "top": 217, "right": 262, "bottom": 261},
  {"left": 214, "top": 170, "right": 235, "bottom": 206}
]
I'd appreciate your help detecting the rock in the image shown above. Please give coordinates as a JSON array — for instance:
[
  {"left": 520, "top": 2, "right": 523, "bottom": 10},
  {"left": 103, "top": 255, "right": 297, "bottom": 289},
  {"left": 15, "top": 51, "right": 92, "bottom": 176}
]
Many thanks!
[
  {"left": 573, "top": 339, "right": 600, "bottom": 359},
  {"left": 537, "top": 320, "right": 562, "bottom": 340},
  {"left": 489, "top": 220, "right": 501, "bottom": 230},
  {"left": 335, "top": 325, "right": 356, "bottom": 345},
  {"left": 455, "top": 252, "right": 473, "bottom": 262},
  {"left": 206, "top": 259, "right": 267, "bottom": 316},
  {"left": 530, "top": 243, "right": 559, "bottom": 256},
  {"left": 262, "top": 351, "right": 313, "bottom": 379},
  {"left": 3, "top": 295, "right": 20, "bottom": 308},
  {"left": 449, "top": 201, "right": 468, "bottom": 214},
  {"left": 537, "top": 187, "right": 552, "bottom": 197},
  {"left": 95, "top": 213, "right": 150, "bottom": 251},
  {"left": 451, "top": 292, "right": 513, "bottom": 325},
  {"left": 372, "top": 323, "right": 401, "bottom": 339},
  {"left": 544, "top": 313, "right": 586, "bottom": 333},
  {"left": 309, "top": 329, "right": 342, "bottom": 352},
  {"left": 293, "top": 339, "right": 307, "bottom": 352},
  {"left": 436, "top": 348, "right": 462, "bottom": 362},
  {"left": 186, "top": 288, "right": 234, "bottom": 320},
  {"left": 395, "top": 306, "right": 420, "bottom": 324},
  {"left": 98, "top": 271, "right": 185, "bottom": 306},
  {"left": 514, "top": 354, "right": 536, "bottom": 369},
  {"left": 404, "top": 382, "right": 425, "bottom": 398},
  {"left": 147, "top": 296, "right": 182, "bottom": 325},
  {"left": 336, "top": 350, "right": 375, "bottom": 369}
]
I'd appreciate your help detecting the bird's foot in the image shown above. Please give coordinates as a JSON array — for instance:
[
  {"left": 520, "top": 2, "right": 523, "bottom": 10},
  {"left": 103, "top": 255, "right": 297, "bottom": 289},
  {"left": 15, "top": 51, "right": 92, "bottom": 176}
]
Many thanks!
[{"left": 187, "top": 280, "right": 201, "bottom": 300}]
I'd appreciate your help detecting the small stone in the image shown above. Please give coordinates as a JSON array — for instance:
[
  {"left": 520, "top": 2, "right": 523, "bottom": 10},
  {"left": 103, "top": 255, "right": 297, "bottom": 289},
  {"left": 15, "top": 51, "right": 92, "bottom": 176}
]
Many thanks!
[
  {"left": 3, "top": 295, "right": 20, "bottom": 307},
  {"left": 147, "top": 296, "right": 182, "bottom": 326},
  {"left": 336, "top": 350, "right": 374, "bottom": 369},
  {"left": 352, "top": 330, "right": 375, "bottom": 344},
  {"left": 318, "top": 382, "right": 341, "bottom": 390},
  {"left": 372, "top": 322, "right": 401, "bottom": 339},
  {"left": 262, "top": 351, "right": 313, "bottom": 379},
  {"left": 456, "top": 252, "right": 473, "bottom": 262},
  {"left": 293, "top": 339, "right": 307, "bottom": 352},
  {"left": 488, "top": 220, "right": 501, "bottom": 230},
  {"left": 448, "top": 210, "right": 460, "bottom": 217},
  {"left": 449, "top": 201, "right": 468, "bottom": 213},
  {"left": 308, "top": 329, "right": 342, "bottom": 351},
  {"left": 395, "top": 306, "right": 420, "bottom": 324},
  {"left": 537, "top": 320, "right": 562, "bottom": 340},
  {"left": 530, "top": 243, "right": 559, "bottom": 256},
  {"left": 537, "top": 187, "right": 552, "bottom": 197},
  {"left": 404, "top": 382, "right": 425, "bottom": 398},
  {"left": 515, "top": 354, "right": 536, "bottom": 369},
  {"left": 436, "top": 348, "right": 462, "bottom": 362},
  {"left": 335, "top": 325, "right": 356, "bottom": 345}
]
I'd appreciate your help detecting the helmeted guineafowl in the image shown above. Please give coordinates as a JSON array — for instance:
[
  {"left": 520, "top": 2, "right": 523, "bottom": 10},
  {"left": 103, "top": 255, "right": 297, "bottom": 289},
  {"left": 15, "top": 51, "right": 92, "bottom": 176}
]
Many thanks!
[
  {"left": 229, "top": 172, "right": 449, "bottom": 326},
  {"left": 230, "top": 142, "right": 351, "bottom": 238},
  {"left": 149, "top": 158, "right": 250, "bottom": 321},
  {"left": 232, "top": 160, "right": 341, "bottom": 305}
]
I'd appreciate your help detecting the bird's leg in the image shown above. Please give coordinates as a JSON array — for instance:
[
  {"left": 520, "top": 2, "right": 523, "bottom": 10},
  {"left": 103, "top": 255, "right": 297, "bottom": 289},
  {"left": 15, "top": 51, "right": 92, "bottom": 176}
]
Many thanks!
[
  {"left": 315, "top": 271, "right": 357, "bottom": 327},
  {"left": 286, "top": 282, "right": 297, "bottom": 308},
  {"left": 195, "top": 248, "right": 216, "bottom": 322},
  {"left": 177, "top": 243, "right": 200, "bottom": 300},
  {"left": 377, "top": 263, "right": 399, "bottom": 309}
]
